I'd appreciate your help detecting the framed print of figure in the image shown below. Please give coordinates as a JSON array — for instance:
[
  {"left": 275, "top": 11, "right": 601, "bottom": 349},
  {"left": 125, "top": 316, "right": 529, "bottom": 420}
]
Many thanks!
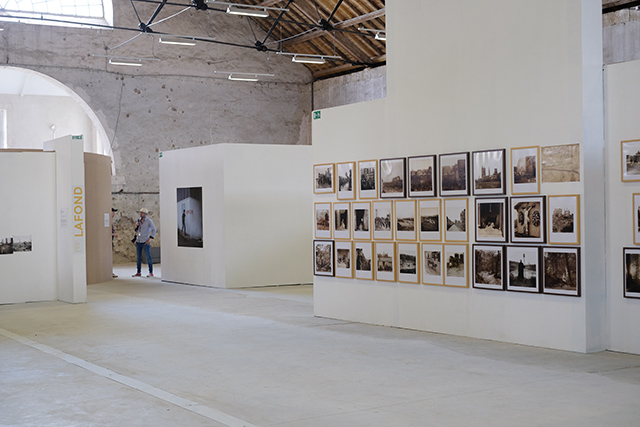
[
  {"left": 443, "top": 244, "right": 468, "bottom": 287},
  {"left": 548, "top": 195, "right": 580, "bottom": 245},
  {"left": 333, "top": 202, "right": 351, "bottom": 240},
  {"left": 313, "top": 240, "right": 334, "bottom": 277},
  {"left": 314, "top": 202, "right": 332, "bottom": 239},
  {"left": 418, "top": 199, "right": 441, "bottom": 241},
  {"left": 372, "top": 200, "right": 393, "bottom": 240},
  {"left": 335, "top": 240, "right": 354, "bottom": 279},
  {"left": 444, "top": 198, "right": 468, "bottom": 242},
  {"left": 352, "top": 201, "right": 372, "bottom": 240},
  {"left": 475, "top": 197, "right": 508, "bottom": 243},
  {"left": 511, "top": 196, "right": 546, "bottom": 244},
  {"left": 624, "top": 247, "right": 640, "bottom": 298},
  {"left": 472, "top": 149, "right": 506, "bottom": 196},
  {"left": 397, "top": 242, "right": 420, "bottom": 284},
  {"left": 358, "top": 159, "right": 378, "bottom": 199},
  {"left": 314, "top": 163, "right": 335, "bottom": 194},
  {"left": 473, "top": 245, "right": 505, "bottom": 291},
  {"left": 621, "top": 140, "right": 640, "bottom": 182},
  {"left": 375, "top": 242, "right": 396, "bottom": 282},
  {"left": 439, "top": 152, "right": 470, "bottom": 196},
  {"left": 422, "top": 243, "right": 444, "bottom": 286},
  {"left": 511, "top": 146, "right": 540, "bottom": 194},
  {"left": 506, "top": 245, "right": 540, "bottom": 293},
  {"left": 380, "top": 157, "right": 407, "bottom": 198},
  {"left": 336, "top": 161, "right": 356, "bottom": 200},
  {"left": 354, "top": 241, "right": 374, "bottom": 280},
  {"left": 395, "top": 200, "right": 417, "bottom": 241},
  {"left": 408, "top": 155, "right": 437, "bottom": 197},
  {"left": 542, "top": 246, "right": 580, "bottom": 297}
]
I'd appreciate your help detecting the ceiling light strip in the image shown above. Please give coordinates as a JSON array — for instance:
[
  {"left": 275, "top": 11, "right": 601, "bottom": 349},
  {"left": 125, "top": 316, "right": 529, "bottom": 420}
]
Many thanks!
[{"left": 159, "top": 36, "right": 196, "bottom": 46}]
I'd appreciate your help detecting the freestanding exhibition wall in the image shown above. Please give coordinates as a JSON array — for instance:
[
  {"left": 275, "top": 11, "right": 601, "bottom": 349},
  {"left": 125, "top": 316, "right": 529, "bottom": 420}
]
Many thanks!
[{"left": 159, "top": 143, "right": 312, "bottom": 289}]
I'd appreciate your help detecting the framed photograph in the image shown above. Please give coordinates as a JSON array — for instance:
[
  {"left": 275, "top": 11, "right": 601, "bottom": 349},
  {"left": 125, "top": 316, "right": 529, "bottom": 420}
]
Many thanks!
[
  {"left": 444, "top": 198, "right": 468, "bottom": 242},
  {"left": 177, "top": 187, "right": 204, "bottom": 248},
  {"left": 375, "top": 242, "right": 396, "bottom": 282},
  {"left": 335, "top": 240, "right": 354, "bottom": 279},
  {"left": 541, "top": 144, "right": 580, "bottom": 183},
  {"left": 372, "top": 200, "right": 393, "bottom": 240},
  {"left": 314, "top": 163, "right": 335, "bottom": 194},
  {"left": 397, "top": 242, "right": 420, "bottom": 284},
  {"left": 621, "top": 140, "right": 640, "bottom": 182},
  {"left": 635, "top": 194, "right": 640, "bottom": 245},
  {"left": 0, "top": 236, "right": 14, "bottom": 255},
  {"left": 548, "top": 195, "right": 580, "bottom": 245},
  {"left": 380, "top": 157, "right": 406, "bottom": 198},
  {"left": 511, "top": 146, "right": 540, "bottom": 194},
  {"left": 472, "top": 149, "right": 506, "bottom": 195},
  {"left": 439, "top": 152, "right": 469, "bottom": 197},
  {"left": 333, "top": 202, "right": 351, "bottom": 240},
  {"left": 314, "top": 202, "right": 332, "bottom": 239},
  {"left": 12, "top": 235, "right": 32, "bottom": 253},
  {"left": 475, "top": 197, "right": 508, "bottom": 243},
  {"left": 506, "top": 245, "right": 540, "bottom": 293},
  {"left": 352, "top": 201, "right": 372, "bottom": 240},
  {"left": 408, "top": 155, "right": 437, "bottom": 197},
  {"left": 511, "top": 196, "right": 546, "bottom": 244},
  {"left": 313, "top": 240, "right": 334, "bottom": 277},
  {"left": 624, "top": 247, "right": 640, "bottom": 298},
  {"left": 473, "top": 245, "right": 505, "bottom": 291},
  {"left": 418, "top": 199, "right": 441, "bottom": 241},
  {"left": 354, "top": 241, "right": 374, "bottom": 280},
  {"left": 336, "top": 161, "right": 356, "bottom": 200},
  {"left": 421, "top": 243, "right": 444, "bottom": 285},
  {"left": 395, "top": 200, "right": 417, "bottom": 241},
  {"left": 443, "top": 244, "right": 468, "bottom": 287},
  {"left": 542, "top": 247, "right": 580, "bottom": 297},
  {"left": 358, "top": 159, "right": 378, "bottom": 199}
]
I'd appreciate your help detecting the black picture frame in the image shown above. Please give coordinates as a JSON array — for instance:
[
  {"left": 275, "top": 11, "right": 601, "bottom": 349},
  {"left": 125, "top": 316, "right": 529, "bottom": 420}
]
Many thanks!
[
  {"left": 624, "top": 247, "right": 640, "bottom": 299},
  {"left": 506, "top": 245, "right": 541, "bottom": 293},
  {"left": 313, "top": 240, "right": 335, "bottom": 277},
  {"left": 473, "top": 244, "right": 505, "bottom": 291},
  {"left": 408, "top": 155, "right": 437, "bottom": 198},
  {"left": 510, "top": 196, "right": 546, "bottom": 244},
  {"left": 439, "top": 152, "right": 470, "bottom": 197},
  {"left": 475, "top": 197, "right": 508, "bottom": 243},
  {"left": 542, "top": 246, "right": 581, "bottom": 297}
]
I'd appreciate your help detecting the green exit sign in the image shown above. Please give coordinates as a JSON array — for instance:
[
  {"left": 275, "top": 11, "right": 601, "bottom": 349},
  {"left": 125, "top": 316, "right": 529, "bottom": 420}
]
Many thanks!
[{"left": 313, "top": 111, "right": 321, "bottom": 120}]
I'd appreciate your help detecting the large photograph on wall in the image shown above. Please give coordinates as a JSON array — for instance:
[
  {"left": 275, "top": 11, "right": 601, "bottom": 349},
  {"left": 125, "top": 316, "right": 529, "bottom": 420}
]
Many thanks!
[
  {"left": 621, "top": 140, "right": 640, "bottom": 182},
  {"left": 177, "top": 187, "right": 203, "bottom": 248}
]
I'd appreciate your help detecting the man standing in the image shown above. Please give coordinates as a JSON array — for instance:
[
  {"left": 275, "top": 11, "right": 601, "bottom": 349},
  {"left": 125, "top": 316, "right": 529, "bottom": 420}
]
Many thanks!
[{"left": 132, "top": 207, "right": 157, "bottom": 277}]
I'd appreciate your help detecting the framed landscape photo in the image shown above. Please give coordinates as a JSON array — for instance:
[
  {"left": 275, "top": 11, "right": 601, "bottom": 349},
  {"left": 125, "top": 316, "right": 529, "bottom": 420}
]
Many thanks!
[
  {"left": 506, "top": 245, "right": 540, "bottom": 293},
  {"left": 352, "top": 201, "right": 372, "bottom": 240},
  {"left": 624, "top": 247, "right": 640, "bottom": 298},
  {"left": 372, "top": 200, "right": 393, "bottom": 240},
  {"left": 354, "top": 241, "right": 374, "bottom": 280},
  {"left": 313, "top": 240, "right": 334, "bottom": 277},
  {"left": 314, "top": 202, "right": 332, "bottom": 239},
  {"left": 621, "top": 140, "right": 640, "bottom": 182},
  {"left": 422, "top": 243, "right": 444, "bottom": 286},
  {"left": 397, "top": 242, "right": 420, "bottom": 284},
  {"left": 380, "top": 157, "right": 406, "bottom": 198},
  {"left": 358, "top": 159, "right": 378, "bottom": 199},
  {"left": 439, "top": 152, "right": 469, "bottom": 196},
  {"left": 418, "top": 199, "right": 441, "bottom": 241},
  {"left": 408, "top": 155, "right": 437, "bottom": 197},
  {"left": 443, "top": 244, "right": 468, "bottom": 287},
  {"left": 444, "top": 198, "right": 468, "bottom": 242},
  {"left": 635, "top": 194, "right": 640, "bottom": 245},
  {"left": 314, "top": 163, "right": 335, "bottom": 194},
  {"left": 333, "top": 202, "right": 351, "bottom": 240},
  {"left": 336, "top": 161, "right": 356, "bottom": 200},
  {"left": 541, "top": 143, "right": 580, "bottom": 183},
  {"left": 542, "top": 246, "right": 580, "bottom": 297},
  {"left": 395, "top": 200, "right": 417, "bottom": 241},
  {"left": 511, "top": 196, "right": 546, "bottom": 244},
  {"left": 335, "top": 240, "right": 354, "bottom": 279},
  {"left": 472, "top": 149, "right": 506, "bottom": 195},
  {"left": 375, "top": 242, "right": 396, "bottom": 282},
  {"left": 548, "top": 195, "right": 580, "bottom": 245},
  {"left": 511, "top": 146, "right": 540, "bottom": 194},
  {"left": 475, "top": 197, "right": 508, "bottom": 243},
  {"left": 473, "top": 245, "right": 505, "bottom": 291}
]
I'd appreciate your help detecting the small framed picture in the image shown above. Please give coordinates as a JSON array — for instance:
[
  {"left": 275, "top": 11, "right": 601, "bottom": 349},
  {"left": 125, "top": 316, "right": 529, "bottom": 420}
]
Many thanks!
[
  {"left": 408, "top": 155, "right": 437, "bottom": 197},
  {"left": 335, "top": 240, "right": 354, "bottom": 279},
  {"left": 333, "top": 202, "right": 351, "bottom": 240},
  {"left": 621, "top": 140, "right": 640, "bottom": 182},
  {"left": 473, "top": 245, "right": 505, "bottom": 291},
  {"left": 548, "top": 195, "right": 580, "bottom": 245},
  {"left": 314, "top": 202, "right": 332, "bottom": 239},
  {"left": 472, "top": 149, "right": 506, "bottom": 195},
  {"left": 511, "top": 146, "right": 540, "bottom": 194},
  {"left": 352, "top": 201, "right": 372, "bottom": 240},
  {"left": 314, "top": 163, "right": 335, "bottom": 194},
  {"left": 336, "top": 161, "right": 356, "bottom": 200},
  {"left": 395, "top": 200, "right": 417, "bottom": 241},
  {"left": 475, "top": 197, "right": 508, "bottom": 243},
  {"left": 418, "top": 199, "right": 441, "bottom": 241},
  {"left": 313, "top": 240, "right": 334, "bottom": 277},
  {"left": 443, "top": 244, "right": 468, "bottom": 287},
  {"left": 375, "top": 242, "right": 396, "bottom": 282},
  {"left": 372, "top": 200, "right": 394, "bottom": 240},
  {"left": 624, "top": 247, "right": 640, "bottom": 298},
  {"left": 358, "top": 159, "right": 378, "bottom": 199},
  {"left": 506, "top": 245, "right": 540, "bottom": 293},
  {"left": 542, "top": 246, "right": 580, "bottom": 297},
  {"left": 422, "top": 243, "right": 444, "bottom": 286},
  {"left": 444, "top": 198, "right": 468, "bottom": 242},
  {"left": 511, "top": 196, "right": 546, "bottom": 244},
  {"left": 380, "top": 157, "right": 407, "bottom": 198},
  {"left": 354, "top": 241, "right": 374, "bottom": 280},
  {"left": 634, "top": 194, "right": 640, "bottom": 245},
  {"left": 397, "top": 242, "right": 420, "bottom": 284},
  {"left": 541, "top": 143, "right": 580, "bottom": 183},
  {"left": 439, "top": 152, "right": 470, "bottom": 196}
]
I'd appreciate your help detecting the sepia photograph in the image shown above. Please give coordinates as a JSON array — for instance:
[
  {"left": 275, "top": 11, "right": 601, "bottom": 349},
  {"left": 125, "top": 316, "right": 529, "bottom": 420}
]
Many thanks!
[
  {"left": 358, "top": 159, "right": 378, "bottom": 199},
  {"left": 475, "top": 197, "right": 507, "bottom": 243},
  {"left": 352, "top": 201, "right": 372, "bottom": 240},
  {"left": 314, "top": 163, "right": 335, "bottom": 194},
  {"left": 354, "top": 241, "right": 374, "bottom": 280},
  {"left": 473, "top": 245, "right": 505, "bottom": 290},
  {"left": 624, "top": 247, "right": 640, "bottom": 298},
  {"left": 422, "top": 243, "right": 444, "bottom": 285},
  {"left": 444, "top": 244, "right": 468, "bottom": 287},
  {"left": 408, "top": 155, "right": 437, "bottom": 197},
  {"left": 333, "top": 202, "right": 351, "bottom": 240},
  {"left": 419, "top": 199, "right": 441, "bottom": 241},
  {"left": 314, "top": 202, "right": 332, "bottom": 239},
  {"left": 511, "top": 146, "right": 540, "bottom": 194},
  {"left": 548, "top": 195, "right": 580, "bottom": 245},
  {"left": 177, "top": 187, "right": 203, "bottom": 248},
  {"left": 12, "top": 235, "right": 32, "bottom": 252},
  {"left": 543, "top": 247, "right": 580, "bottom": 297},
  {"left": 395, "top": 200, "right": 417, "bottom": 241},
  {"left": 372, "top": 200, "right": 393, "bottom": 240},
  {"left": 472, "top": 149, "right": 506, "bottom": 195},
  {"left": 313, "top": 240, "right": 334, "bottom": 277},
  {"left": 335, "top": 240, "right": 354, "bottom": 279},
  {"left": 380, "top": 157, "right": 406, "bottom": 198},
  {"left": 635, "top": 194, "right": 640, "bottom": 245},
  {"left": 511, "top": 196, "right": 546, "bottom": 244},
  {"left": 397, "top": 242, "right": 420, "bottom": 284},
  {"left": 439, "top": 152, "right": 469, "bottom": 196},
  {"left": 541, "top": 144, "right": 580, "bottom": 183},
  {"left": 375, "top": 242, "right": 396, "bottom": 282},
  {"left": 506, "top": 245, "right": 540, "bottom": 293},
  {"left": 621, "top": 140, "right": 640, "bottom": 182},
  {"left": 337, "top": 161, "right": 356, "bottom": 200},
  {"left": 444, "top": 198, "right": 468, "bottom": 242},
  {"left": 0, "top": 236, "right": 14, "bottom": 255}
]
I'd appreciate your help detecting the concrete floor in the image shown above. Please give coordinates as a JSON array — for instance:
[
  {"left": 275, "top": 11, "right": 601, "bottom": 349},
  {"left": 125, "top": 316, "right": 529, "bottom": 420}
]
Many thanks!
[{"left": 2, "top": 266, "right": 640, "bottom": 426}]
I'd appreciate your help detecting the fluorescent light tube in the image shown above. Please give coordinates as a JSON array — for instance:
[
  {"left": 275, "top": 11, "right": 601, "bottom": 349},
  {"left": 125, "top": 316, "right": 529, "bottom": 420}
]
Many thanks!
[
  {"left": 228, "top": 74, "right": 259, "bottom": 82},
  {"left": 108, "top": 58, "right": 143, "bottom": 67},
  {"left": 292, "top": 55, "right": 326, "bottom": 65},
  {"left": 159, "top": 36, "right": 196, "bottom": 46},
  {"left": 375, "top": 32, "right": 386, "bottom": 41},
  {"left": 226, "top": 5, "right": 269, "bottom": 18}
]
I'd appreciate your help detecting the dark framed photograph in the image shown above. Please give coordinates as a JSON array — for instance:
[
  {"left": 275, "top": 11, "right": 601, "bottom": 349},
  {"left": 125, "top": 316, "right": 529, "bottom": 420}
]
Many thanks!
[
  {"left": 621, "top": 140, "right": 640, "bottom": 182},
  {"left": 439, "top": 152, "right": 469, "bottom": 197},
  {"left": 333, "top": 202, "right": 351, "bottom": 240},
  {"left": 314, "top": 202, "right": 332, "bottom": 239},
  {"left": 380, "top": 157, "right": 406, "bottom": 198},
  {"left": 506, "top": 245, "right": 540, "bottom": 293},
  {"left": 314, "top": 163, "right": 335, "bottom": 194},
  {"left": 313, "top": 240, "right": 334, "bottom": 277},
  {"left": 443, "top": 244, "right": 468, "bottom": 287},
  {"left": 548, "top": 195, "right": 580, "bottom": 245},
  {"left": 335, "top": 240, "right": 354, "bottom": 279},
  {"left": 418, "top": 199, "right": 441, "bottom": 241},
  {"left": 372, "top": 200, "right": 393, "bottom": 240},
  {"left": 336, "top": 161, "right": 356, "bottom": 200},
  {"left": 625, "top": 247, "right": 640, "bottom": 298},
  {"left": 541, "top": 143, "right": 580, "bottom": 183},
  {"left": 421, "top": 243, "right": 444, "bottom": 286},
  {"left": 511, "top": 196, "right": 546, "bottom": 244},
  {"left": 511, "top": 146, "right": 540, "bottom": 195},
  {"left": 475, "top": 197, "right": 508, "bottom": 243},
  {"left": 473, "top": 245, "right": 505, "bottom": 291},
  {"left": 395, "top": 200, "right": 417, "bottom": 241},
  {"left": 543, "top": 246, "right": 580, "bottom": 297},
  {"left": 444, "top": 198, "right": 468, "bottom": 242},
  {"left": 354, "top": 240, "right": 374, "bottom": 280},
  {"left": 375, "top": 242, "right": 396, "bottom": 282},
  {"left": 177, "top": 187, "right": 203, "bottom": 248},
  {"left": 352, "top": 201, "right": 372, "bottom": 240},
  {"left": 408, "top": 155, "right": 436, "bottom": 197},
  {"left": 358, "top": 159, "right": 378, "bottom": 199},
  {"left": 397, "top": 242, "right": 420, "bottom": 284},
  {"left": 472, "top": 149, "right": 506, "bottom": 195},
  {"left": 634, "top": 194, "right": 640, "bottom": 245}
]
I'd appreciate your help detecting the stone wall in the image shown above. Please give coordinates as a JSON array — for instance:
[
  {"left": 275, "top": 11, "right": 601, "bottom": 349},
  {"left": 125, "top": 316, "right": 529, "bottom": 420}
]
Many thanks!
[
  {"left": 313, "top": 66, "right": 386, "bottom": 110},
  {"left": 603, "top": 4, "right": 640, "bottom": 64}
]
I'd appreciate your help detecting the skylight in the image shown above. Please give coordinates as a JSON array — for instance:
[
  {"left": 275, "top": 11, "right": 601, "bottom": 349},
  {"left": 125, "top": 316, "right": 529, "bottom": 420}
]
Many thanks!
[{"left": 0, "top": 0, "right": 113, "bottom": 27}]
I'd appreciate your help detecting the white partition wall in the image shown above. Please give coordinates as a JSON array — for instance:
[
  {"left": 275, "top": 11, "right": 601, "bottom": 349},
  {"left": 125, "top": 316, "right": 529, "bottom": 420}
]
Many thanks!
[{"left": 160, "top": 143, "right": 313, "bottom": 289}]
